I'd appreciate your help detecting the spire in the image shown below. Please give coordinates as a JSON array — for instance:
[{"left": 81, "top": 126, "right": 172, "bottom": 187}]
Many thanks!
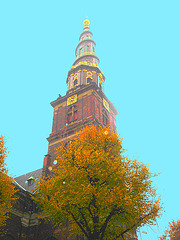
[
  {"left": 74, "top": 19, "right": 99, "bottom": 64},
  {"left": 66, "top": 19, "right": 105, "bottom": 92}
]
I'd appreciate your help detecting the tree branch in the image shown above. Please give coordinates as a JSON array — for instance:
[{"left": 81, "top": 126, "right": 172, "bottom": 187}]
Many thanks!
[
  {"left": 114, "top": 209, "right": 158, "bottom": 240},
  {"left": 87, "top": 202, "right": 94, "bottom": 219},
  {"left": 100, "top": 207, "right": 125, "bottom": 240},
  {"left": 70, "top": 211, "right": 90, "bottom": 239},
  {"left": 78, "top": 207, "right": 92, "bottom": 234}
]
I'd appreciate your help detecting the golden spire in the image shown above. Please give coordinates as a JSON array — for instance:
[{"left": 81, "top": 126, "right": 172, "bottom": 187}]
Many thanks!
[{"left": 83, "top": 17, "right": 90, "bottom": 27}]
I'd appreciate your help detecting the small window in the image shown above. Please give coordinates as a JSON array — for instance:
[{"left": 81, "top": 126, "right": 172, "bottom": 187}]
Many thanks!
[
  {"left": 79, "top": 48, "right": 83, "bottom": 56},
  {"left": 99, "top": 82, "right": 102, "bottom": 91},
  {"left": 87, "top": 45, "right": 90, "bottom": 53},
  {"left": 67, "top": 105, "right": 78, "bottom": 124},
  {"left": 103, "top": 109, "right": 108, "bottom": 126},
  {"left": 73, "top": 78, "right": 78, "bottom": 88},
  {"left": 87, "top": 77, "right": 92, "bottom": 84},
  {"left": 74, "top": 110, "right": 77, "bottom": 120},
  {"left": 67, "top": 113, "right": 72, "bottom": 123},
  {"left": 26, "top": 176, "right": 35, "bottom": 186},
  {"left": 86, "top": 72, "right": 92, "bottom": 84}
]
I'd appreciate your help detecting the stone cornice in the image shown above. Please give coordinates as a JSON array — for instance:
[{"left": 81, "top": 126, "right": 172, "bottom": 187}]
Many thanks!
[
  {"left": 73, "top": 54, "right": 100, "bottom": 65},
  {"left": 50, "top": 83, "right": 118, "bottom": 115},
  {"left": 67, "top": 64, "right": 101, "bottom": 79}
]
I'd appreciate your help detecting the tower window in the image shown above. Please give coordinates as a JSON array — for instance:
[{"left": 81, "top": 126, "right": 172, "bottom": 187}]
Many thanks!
[
  {"left": 99, "top": 82, "right": 102, "bottom": 91},
  {"left": 67, "top": 105, "right": 78, "bottom": 124},
  {"left": 87, "top": 77, "right": 92, "bottom": 84},
  {"left": 74, "top": 110, "right": 77, "bottom": 120},
  {"left": 67, "top": 112, "right": 72, "bottom": 123},
  {"left": 79, "top": 48, "right": 83, "bottom": 56},
  {"left": 73, "top": 73, "right": 78, "bottom": 88},
  {"left": 87, "top": 45, "right": 90, "bottom": 53},
  {"left": 102, "top": 109, "right": 108, "bottom": 126},
  {"left": 86, "top": 72, "right": 92, "bottom": 84},
  {"left": 73, "top": 78, "right": 78, "bottom": 88}
]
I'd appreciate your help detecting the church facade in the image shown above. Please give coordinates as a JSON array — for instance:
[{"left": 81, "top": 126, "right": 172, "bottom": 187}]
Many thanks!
[{"left": 1, "top": 20, "right": 137, "bottom": 240}]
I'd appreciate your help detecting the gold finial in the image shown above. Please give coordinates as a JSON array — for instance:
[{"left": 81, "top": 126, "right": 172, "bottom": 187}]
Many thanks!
[{"left": 84, "top": 17, "right": 90, "bottom": 26}]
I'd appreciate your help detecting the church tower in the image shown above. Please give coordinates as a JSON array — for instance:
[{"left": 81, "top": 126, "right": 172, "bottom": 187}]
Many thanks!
[{"left": 43, "top": 19, "right": 118, "bottom": 176}]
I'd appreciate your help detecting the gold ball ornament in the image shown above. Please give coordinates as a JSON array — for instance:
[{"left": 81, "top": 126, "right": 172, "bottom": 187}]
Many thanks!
[{"left": 84, "top": 19, "right": 90, "bottom": 25}]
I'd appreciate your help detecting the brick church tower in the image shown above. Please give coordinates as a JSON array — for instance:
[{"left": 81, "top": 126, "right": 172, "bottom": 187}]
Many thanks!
[{"left": 43, "top": 19, "right": 118, "bottom": 176}]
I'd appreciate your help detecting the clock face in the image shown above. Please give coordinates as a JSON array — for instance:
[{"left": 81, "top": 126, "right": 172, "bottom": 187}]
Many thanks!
[{"left": 67, "top": 94, "right": 77, "bottom": 106}]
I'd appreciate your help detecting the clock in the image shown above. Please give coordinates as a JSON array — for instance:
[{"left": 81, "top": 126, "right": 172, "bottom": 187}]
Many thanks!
[{"left": 67, "top": 94, "right": 77, "bottom": 106}]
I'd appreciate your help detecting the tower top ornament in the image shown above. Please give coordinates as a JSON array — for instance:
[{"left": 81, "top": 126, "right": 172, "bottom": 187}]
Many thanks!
[{"left": 83, "top": 18, "right": 90, "bottom": 26}]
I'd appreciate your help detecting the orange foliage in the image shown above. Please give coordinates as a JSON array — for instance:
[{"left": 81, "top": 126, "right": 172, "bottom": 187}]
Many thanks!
[
  {"left": 35, "top": 125, "right": 162, "bottom": 240},
  {"left": 0, "top": 136, "right": 16, "bottom": 227},
  {"left": 159, "top": 220, "right": 180, "bottom": 240}
]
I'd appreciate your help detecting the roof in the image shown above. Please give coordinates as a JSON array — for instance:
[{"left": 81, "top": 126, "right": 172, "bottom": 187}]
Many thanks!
[{"left": 14, "top": 168, "right": 42, "bottom": 194}]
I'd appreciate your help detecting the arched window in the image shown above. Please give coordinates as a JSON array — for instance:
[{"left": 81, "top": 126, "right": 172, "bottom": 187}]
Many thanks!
[
  {"left": 102, "top": 109, "right": 108, "bottom": 126},
  {"left": 87, "top": 77, "right": 92, "bottom": 84},
  {"left": 86, "top": 72, "right": 92, "bottom": 84},
  {"left": 99, "top": 82, "right": 102, "bottom": 91},
  {"left": 73, "top": 78, "right": 78, "bottom": 88},
  {"left": 87, "top": 45, "right": 90, "bottom": 53},
  {"left": 79, "top": 48, "right": 83, "bottom": 56},
  {"left": 67, "top": 107, "right": 72, "bottom": 123},
  {"left": 67, "top": 105, "right": 78, "bottom": 124},
  {"left": 73, "top": 74, "right": 78, "bottom": 88},
  {"left": 99, "top": 78, "right": 104, "bottom": 91}
]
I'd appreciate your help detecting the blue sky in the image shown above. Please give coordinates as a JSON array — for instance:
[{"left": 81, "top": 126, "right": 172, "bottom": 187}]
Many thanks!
[{"left": 0, "top": 0, "right": 180, "bottom": 239}]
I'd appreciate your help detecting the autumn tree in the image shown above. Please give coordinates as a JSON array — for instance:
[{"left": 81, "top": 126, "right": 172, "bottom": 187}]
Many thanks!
[
  {"left": 159, "top": 220, "right": 180, "bottom": 240},
  {"left": 35, "top": 125, "right": 162, "bottom": 240},
  {"left": 0, "top": 136, "right": 16, "bottom": 227}
]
